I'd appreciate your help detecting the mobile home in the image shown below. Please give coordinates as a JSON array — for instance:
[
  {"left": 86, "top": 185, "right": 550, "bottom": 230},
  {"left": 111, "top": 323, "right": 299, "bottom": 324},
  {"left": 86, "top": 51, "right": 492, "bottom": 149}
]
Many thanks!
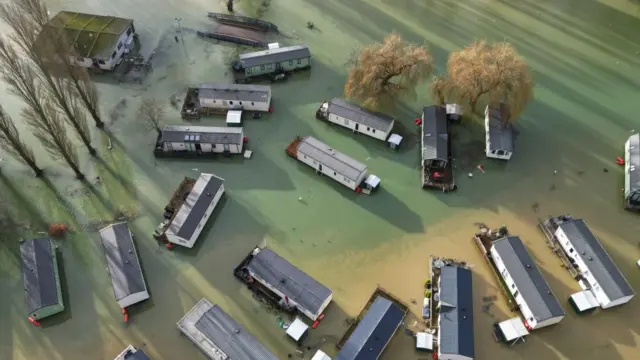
[
  {"left": 114, "top": 345, "right": 151, "bottom": 360},
  {"left": 99, "top": 222, "right": 150, "bottom": 309},
  {"left": 624, "top": 133, "right": 640, "bottom": 211},
  {"left": 177, "top": 298, "right": 278, "bottom": 360},
  {"left": 20, "top": 238, "right": 65, "bottom": 321},
  {"left": 41, "top": 11, "right": 135, "bottom": 71},
  {"left": 233, "top": 44, "right": 311, "bottom": 81},
  {"left": 154, "top": 125, "right": 244, "bottom": 157},
  {"left": 490, "top": 236, "right": 566, "bottom": 330},
  {"left": 181, "top": 84, "right": 271, "bottom": 119},
  {"left": 316, "top": 98, "right": 395, "bottom": 142},
  {"left": 437, "top": 265, "right": 475, "bottom": 360},
  {"left": 421, "top": 105, "right": 455, "bottom": 191},
  {"left": 485, "top": 104, "right": 515, "bottom": 160},
  {"left": 164, "top": 173, "right": 225, "bottom": 248}
]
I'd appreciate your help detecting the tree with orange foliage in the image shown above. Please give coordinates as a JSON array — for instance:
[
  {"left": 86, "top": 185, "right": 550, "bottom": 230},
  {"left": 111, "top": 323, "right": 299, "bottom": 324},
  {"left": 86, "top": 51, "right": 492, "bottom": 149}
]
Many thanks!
[
  {"left": 429, "top": 75, "right": 452, "bottom": 106},
  {"left": 345, "top": 33, "right": 433, "bottom": 109},
  {"left": 447, "top": 40, "right": 533, "bottom": 122}
]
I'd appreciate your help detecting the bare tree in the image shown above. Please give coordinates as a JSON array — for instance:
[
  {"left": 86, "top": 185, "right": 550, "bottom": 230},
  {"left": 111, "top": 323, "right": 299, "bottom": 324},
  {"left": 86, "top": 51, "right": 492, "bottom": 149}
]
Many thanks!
[
  {"left": 0, "top": 104, "right": 42, "bottom": 176},
  {"left": 447, "top": 40, "right": 534, "bottom": 120},
  {"left": 138, "top": 97, "right": 166, "bottom": 134},
  {"left": 430, "top": 75, "right": 452, "bottom": 107},
  {"left": 345, "top": 33, "right": 433, "bottom": 109}
]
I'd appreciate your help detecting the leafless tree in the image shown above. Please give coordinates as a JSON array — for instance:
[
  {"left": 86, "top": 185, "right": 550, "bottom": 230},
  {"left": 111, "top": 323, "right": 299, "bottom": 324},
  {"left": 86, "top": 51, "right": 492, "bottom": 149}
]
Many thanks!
[
  {"left": 430, "top": 75, "right": 452, "bottom": 107},
  {"left": 0, "top": 104, "right": 42, "bottom": 176},
  {"left": 138, "top": 97, "right": 166, "bottom": 134},
  {"left": 345, "top": 33, "right": 433, "bottom": 109}
]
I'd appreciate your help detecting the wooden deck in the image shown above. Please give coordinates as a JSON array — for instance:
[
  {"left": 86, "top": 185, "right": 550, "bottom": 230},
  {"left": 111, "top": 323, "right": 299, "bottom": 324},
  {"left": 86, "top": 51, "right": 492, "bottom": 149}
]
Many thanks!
[
  {"left": 285, "top": 136, "right": 302, "bottom": 158},
  {"left": 197, "top": 24, "right": 267, "bottom": 47},
  {"left": 153, "top": 177, "right": 197, "bottom": 241},
  {"left": 422, "top": 126, "right": 456, "bottom": 192},
  {"left": 538, "top": 217, "right": 581, "bottom": 280},
  {"left": 208, "top": 12, "right": 278, "bottom": 32}
]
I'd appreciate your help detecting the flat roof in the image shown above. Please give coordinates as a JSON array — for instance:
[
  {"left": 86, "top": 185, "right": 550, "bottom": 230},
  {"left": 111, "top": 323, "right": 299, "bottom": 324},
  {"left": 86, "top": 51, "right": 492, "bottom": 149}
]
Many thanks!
[
  {"left": 498, "top": 317, "right": 529, "bottom": 342},
  {"left": 159, "top": 125, "right": 243, "bottom": 145},
  {"left": 486, "top": 104, "right": 515, "bottom": 152},
  {"left": 297, "top": 136, "right": 367, "bottom": 181},
  {"left": 570, "top": 290, "right": 599, "bottom": 312},
  {"left": 438, "top": 266, "right": 474, "bottom": 359},
  {"left": 198, "top": 84, "right": 271, "bottom": 103},
  {"left": 246, "top": 248, "right": 332, "bottom": 316},
  {"left": 20, "top": 238, "right": 60, "bottom": 314},
  {"left": 557, "top": 219, "right": 635, "bottom": 300},
  {"left": 239, "top": 44, "right": 310, "bottom": 67},
  {"left": 326, "top": 98, "right": 395, "bottom": 132},
  {"left": 626, "top": 133, "right": 640, "bottom": 193},
  {"left": 422, "top": 105, "right": 448, "bottom": 161}
]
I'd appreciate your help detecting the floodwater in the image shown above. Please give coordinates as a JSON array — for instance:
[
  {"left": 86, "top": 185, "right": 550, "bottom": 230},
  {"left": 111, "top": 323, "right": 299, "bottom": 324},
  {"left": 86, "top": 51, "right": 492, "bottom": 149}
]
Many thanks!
[{"left": 1, "top": 0, "right": 640, "bottom": 359}]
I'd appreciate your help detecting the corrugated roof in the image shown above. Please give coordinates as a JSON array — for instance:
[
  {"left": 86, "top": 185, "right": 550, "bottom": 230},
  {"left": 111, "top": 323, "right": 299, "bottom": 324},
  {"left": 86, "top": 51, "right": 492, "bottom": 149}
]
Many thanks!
[
  {"left": 626, "top": 134, "right": 640, "bottom": 193},
  {"left": 194, "top": 303, "right": 279, "bottom": 360},
  {"left": 20, "top": 238, "right": 60, "bottom": 314},
  {"left": 296, "top": 136, "right": 367, "bottom": 181},
  {"left": 486, "top": 104, "right": 515, "bottom": 152},
  {"left": 247, "top": 248, "right": 332, "bottom": 316},
  {"left": 335, "top": 296, "right": 405, "bottom": 360},
  {"left": 99, "top": 222, "right": 147, "bottom": 302},
  {"left": 326, "top": 98, "right": 394, "bottom": 132},
  {"left": 422, "top": 106, "right": 448, "bottom": 161},
  {"left": 438, "top": 266, "right": 474, "bottom": 359},
  {"left": 493, "top": 236, "right": 565, "bottom": 322},
  {"left": 198, "top": 84, "right": 271, "bottom": 103},
  {"left": 239, "top": 45, "right": 311, "bottom": 67},
  {"left": 166, "top": 173, "right": 224, "bottom": 241},
  {"left": 159, "top": 125, "right": 244, "bottom": 145},
  {"left": 557, "top": 220, "right": 635, "bottom": 300}
]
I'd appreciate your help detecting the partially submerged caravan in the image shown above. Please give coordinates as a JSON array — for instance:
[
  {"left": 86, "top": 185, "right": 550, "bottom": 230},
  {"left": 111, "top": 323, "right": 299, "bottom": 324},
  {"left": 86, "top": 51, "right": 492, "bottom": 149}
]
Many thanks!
[
  {"left": 154, "top": 125, "right": 245, "bottom": 158},
  {"left": 286, "top": 136, "right": 380, "bottom": 193},
  {"left": 624, "top": 133, "right": 640, "bottom": 211},
  {"left": 232, "top": 44, "right": 311, "bottom": 83},
  {"left": 421, "top": 105, "right": 455, "bottom": 192},
  {"left": 485, "top": 104, "right": 515, "bottom": 160},
  {"left": 114, "top": 345, "right": 151, "bottom": 360},
  {"left": 181, "top": 84, "right": 271, "bottom": 119}
]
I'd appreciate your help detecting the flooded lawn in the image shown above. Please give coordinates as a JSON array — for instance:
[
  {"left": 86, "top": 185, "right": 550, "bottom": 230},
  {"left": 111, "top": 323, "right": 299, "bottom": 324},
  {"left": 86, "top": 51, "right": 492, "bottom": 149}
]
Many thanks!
[{"left": 1, "top": 0, "right": 640, "bottom": 359}]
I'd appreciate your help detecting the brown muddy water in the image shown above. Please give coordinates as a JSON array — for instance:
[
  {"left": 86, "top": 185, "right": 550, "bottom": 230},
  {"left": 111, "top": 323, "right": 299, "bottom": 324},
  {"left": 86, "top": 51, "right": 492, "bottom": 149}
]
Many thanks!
[{"left": 2, "top": 0, "right": 640, "bottom": 359}]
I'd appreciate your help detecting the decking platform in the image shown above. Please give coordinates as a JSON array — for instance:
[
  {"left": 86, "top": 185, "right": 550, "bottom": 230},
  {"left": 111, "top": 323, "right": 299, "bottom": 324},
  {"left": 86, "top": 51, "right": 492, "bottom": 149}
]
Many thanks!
[
  {"left": 285, "top": 136, "right": 302, "bottom": 158},
  {"left": 538, "top": 216, "right": 581, "bottom": 280},
  {"left": 181, "top": 87, "right": 229, "bottom": 120},
  {"left": 208, "top": 12, "right": 278, "bottom": 32},
  {"left": 152, "top": 177, "right": 197, "bottom": 242},
  {"left": 197, "top": 24, "right": 267, "bottom": 47},
  {"left": 422, "top": 128, "right": 456, "bottom": 192}
]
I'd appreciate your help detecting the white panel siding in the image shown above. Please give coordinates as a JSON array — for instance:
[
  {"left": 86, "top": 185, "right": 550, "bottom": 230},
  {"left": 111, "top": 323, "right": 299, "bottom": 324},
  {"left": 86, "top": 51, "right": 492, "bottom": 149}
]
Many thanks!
[
  {"left": 326, "top": 114, "right": 389, "bottom": 141},
  {"left": 295, "top": 152, "right": 359, "bottom": 190},
  {"left": 248, "top": 271, "right": 316, "bottom": 320},
  {"left": 199, "top": 98, "right": 270, "bottom": 112},
  {"left": 485, "top": 114, "right": 513, "bottom": 160},
  {"left": 201, "top": 143, "right": 212, "bottom": 152},
  {"left": 172, "top": 142, "right": 186, "bottom": 151}
]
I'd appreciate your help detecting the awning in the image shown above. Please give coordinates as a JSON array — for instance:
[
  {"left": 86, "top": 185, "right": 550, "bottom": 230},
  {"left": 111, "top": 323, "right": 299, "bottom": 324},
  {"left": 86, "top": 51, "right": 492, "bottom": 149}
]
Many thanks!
[
  {"left": 286, "top": 318, "right": 309, "bottom": 341},
  {"left": 364, "top": 175, "right": 381, "bottom": 189},
  {"left": 416, "top": 332, "right": 433, "bottom": 350},
  {"left": 570, "top": 290, "right": 599, "bottom": 312},
  {"left": 226, "top": 110, "right": 242, "bottom": 125},
  {"left": 388, "top": 133, "right": 403, "bottom": 146},
  {"left": 311, "top": 350, "right": 331, "bottom": 360},
  {"left": 498, "top": 317, "right": 529, "bottom": 342}
]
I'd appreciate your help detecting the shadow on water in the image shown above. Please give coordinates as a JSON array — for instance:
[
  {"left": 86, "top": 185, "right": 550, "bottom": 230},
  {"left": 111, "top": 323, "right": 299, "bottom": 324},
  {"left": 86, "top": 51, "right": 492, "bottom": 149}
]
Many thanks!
[{"left": 39, "top": 249, "right": 73, "bottom": 328}]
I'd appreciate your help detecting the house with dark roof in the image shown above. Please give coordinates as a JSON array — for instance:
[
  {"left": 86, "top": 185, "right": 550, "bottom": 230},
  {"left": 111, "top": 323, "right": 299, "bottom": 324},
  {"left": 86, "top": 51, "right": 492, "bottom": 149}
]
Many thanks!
[
  {"left": 99, "top": 222, "right": 149, "bottom": 309},
  {"left": 164, "top": 173, "right": 225, "bottom": 248},
  {"left": 234, "top": 44, "right": 311, "bottom": 80},
  {"left": 485, "top": 104, "right": 515, "bottom": 160},
  {"left": 20, "top": 238, "right": 64, "bottom": 320},
  {"left": 490, "top": 236, "right": 565, "bottom": 329},
  {"left": 245, "top": 247, "right": 332, "bottom": 321},
  {"left": 554, "top": 218, "right": 635, "bottom": 309},
  {"left": 114, "top": 345, "right": 151, "bottom": 360},
  {"left": 177, "top": 298, "right": 278, "bottom": 360},
  {"left": 437, "top": 265, "right": 475, "bottom": 360},
  {"left": 335, "top": 296, "right": 405, "bottom": 360},
  {"left": 624, "top": 133, "right": 640, "bottom": 211},
  {"left": 181, "top": 84, "right": 272, "bottom": 119},
  {"left": 422, "top": 105, "right": 449, "bottom": 168},
  {"left": 41, "top": 11, "right": 135, "bottom": 71},
  {"left": 316, "top": 98, "right": 395, "bottom": 142},
  {"left": 154, "top": 125, "right": 244, "bottom": 157}
]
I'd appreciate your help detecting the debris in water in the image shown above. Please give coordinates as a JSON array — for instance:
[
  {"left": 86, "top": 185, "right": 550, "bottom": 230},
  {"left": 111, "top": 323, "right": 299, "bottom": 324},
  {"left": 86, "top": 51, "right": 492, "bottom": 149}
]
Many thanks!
[
  {"left": 603, "top": 168, "right": 609, "bottom": 173},
  {"left": 554, "top": 170, "right": 557, "bottom": 175},
  {"left": 107, "top": 138, "right": 113, "bottom": 150},
  {"left": 468, "top": 173, "right": 473, "bottom": 178}
]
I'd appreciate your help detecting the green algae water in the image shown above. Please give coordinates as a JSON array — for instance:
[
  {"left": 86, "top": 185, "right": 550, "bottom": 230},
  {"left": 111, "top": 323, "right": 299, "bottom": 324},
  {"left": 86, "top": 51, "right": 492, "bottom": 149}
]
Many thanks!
[{"left": 2, "top": 0, "right": 640, "bottom": 359}]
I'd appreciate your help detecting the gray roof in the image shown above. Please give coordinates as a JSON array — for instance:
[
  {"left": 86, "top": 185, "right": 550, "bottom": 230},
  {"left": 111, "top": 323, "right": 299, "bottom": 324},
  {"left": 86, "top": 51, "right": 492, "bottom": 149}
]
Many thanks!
[
  {"left": 20, "top": 238, "right": 60, "bottom": 314},
  {"left": 438, "top": 266, "right": 474, "bottom": 359},
  {"left": 335, "top": 296, "right": 405, "bottom": 360},
  {"left": 246, "top": 248, "right": 332, "bottom": 315},
  {"left": 296, "top": 136, "right": 367, "bottom": 181},
  {"left": 557, "top": 219, "right": 635, "bottom": 300},
  {"left": 159, "top": 125, "right": 243, "bottom": 145},
  {"left": 627, "top": 134, "right": 640, "bottom": 193},
  {"left": 239, "top": 45, "right": 311, "bottom": 67},
  {"left": 99, "top": 222, "right": 147, "bottom": 302},
  {"left": 198, "top": 83, "right": 271, "bottom": 103},
  {"left": 422, "top": 106, "right": 448, "bottom": 161},
  {"left": 327, "top": 98, "right": 395, "bottom": 132},
  {"left": 123, "top": 348, "right": 151, "bottom": 360},
  {"left": 487, "top": 104, "right": 515, "bottom": 152},
  {"left": 492, "top": 236, "right": 565, "bottom": 321},
  {"left": 195, "top": 304, "right": 278, "bottom": 360}
]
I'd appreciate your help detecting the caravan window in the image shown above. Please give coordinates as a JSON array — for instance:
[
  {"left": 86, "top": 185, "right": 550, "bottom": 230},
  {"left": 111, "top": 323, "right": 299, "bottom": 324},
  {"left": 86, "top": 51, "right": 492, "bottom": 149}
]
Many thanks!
[
  {"left": 267, "top": 64, "right": 272, "bottom": 69},
  {"left": 229, "top": 101, "right": 234, "bottom": 105},
  {"left": 289, "top": 60, "right": 293, "bottom": 65},
  {"left": 126, "top": 27, "right": 132, "bottom": 36},
  {"left": 297, "top": 59, "right": 301, "bottom": 64},
  {"left": 260, "top": 65, "right": 265, "bottom": 70},
  {"left": 117, "top": 42, "right": 123, "bottom": 50},
  {"left": 497, "top": 150, "right": 505, "bottom": 156},
  {"left": 513, "top": 290, "right": 519, "bottom": 298}
]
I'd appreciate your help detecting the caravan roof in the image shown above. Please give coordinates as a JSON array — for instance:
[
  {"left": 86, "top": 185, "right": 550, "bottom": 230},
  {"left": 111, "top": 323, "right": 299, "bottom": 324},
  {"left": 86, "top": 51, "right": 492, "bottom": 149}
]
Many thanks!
[
  {"left": 487, "top": 104, "right": 515, "bottom": 152},
  {"left": 297, "top": 136, "right": 367, "bottom": 181},
  {"left": 326, "top": 98, "right": 394, "bottom": 132},
  {"left": 438, "top": 266, "right": 474, "bottom": 359},
  {"left": 20, "top": 238, "right": 60, "bottom": 314},
  {"left": 422, "top": 106, "right": 448, "bottom": 161},
  {"left": 159, "top": 125, "right": 243, "bottom": 145},
  {"left": 240, "top": 44, "right": 310, "bottom": 67},
  {"left": 198, "top": 83, "right": 271, "bottom": 102}
]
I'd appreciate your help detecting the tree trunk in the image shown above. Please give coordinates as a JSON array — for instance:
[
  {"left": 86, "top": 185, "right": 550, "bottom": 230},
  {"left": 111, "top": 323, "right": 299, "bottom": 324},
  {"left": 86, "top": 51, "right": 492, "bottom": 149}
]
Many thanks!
[
  {"left": 67, "top": 159, "right": 84, "bottom": 179},
  {"left": 24, "top": 157, "right": 43, "bottom": 177},
  {"left": 227, "top": 0, "right": 234, "bottom": 12},
  {"left": 75, "top": 129, "right": 96, "bottom": 156},
  {"left": 78, "top": 89, "right": 104, "bottom": 128},
  {"left": 470, "top": 98, "right": 478, "bottom": 113}
]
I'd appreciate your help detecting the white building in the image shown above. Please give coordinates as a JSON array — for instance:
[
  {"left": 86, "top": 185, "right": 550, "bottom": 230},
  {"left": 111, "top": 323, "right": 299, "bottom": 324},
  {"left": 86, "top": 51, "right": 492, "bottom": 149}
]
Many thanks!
[
  {"left": 490, "top": 236, "right": 565, "bottom": 330},
  {"left": 113, "top": 345, "right": 151, "bottom": 360},
  {"left": 41, "top": 11, "right": 136, "bottom": 71},
  {"left": 485, "top": 104, "right": 515, "bottom": 160},
  {"left": 184, "top": 83, "right": 272, "bottom": 116},
  {"left": 554, "top": 218, "right": 635, "bottom": 309},
  {"left": 317, "top": 98, "right": 395, "bottom": 142},
  {"left": 624, "top": 133, "right": 640, "bottom": 210},
  {"left": 437, "top": 265, "right": 474, "bottom": 360},
  {"left": 155, "top": 125, "right": 244, "bottom": 156}
]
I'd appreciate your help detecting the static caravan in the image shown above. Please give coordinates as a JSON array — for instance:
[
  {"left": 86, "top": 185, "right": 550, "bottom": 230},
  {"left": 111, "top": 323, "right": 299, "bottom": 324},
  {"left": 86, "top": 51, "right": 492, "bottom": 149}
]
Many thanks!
[
  {"left": 316, "top": 98, "right": 395, "bottom": 142},
  {"left": 164, "top": 173, "right": 225, "bottom": 248},
  {"left": 624, "top": 133, "right": 640, "bottom": 211},
  {"left": 286, "top": 136, "right": 380, "bottom": 192},
  {"left": 41, "top": 11, "right": 135, "bottom": 71},
  {"left": 154, "top": 125, "right": 244, "bottom": 157},
  {"left": 99, "top": 222, "right": 150, "bottom": 310},
  {"left": 114, "top": 345, "right": 151, "bottom": 360},
  {"left": 422, "top": 105, "right": 449, "bottom": 169},
  {"left": 335, "top": 296, "right": 405, "bottom": 360},
  {"left": 233, "top": 44, "right": 311, "bottom": 81},
  {"left": 490, "top": 236, "right": 565, "bottom": 330},
  {"left": 485, "top": 104, "right": 515, "bottom": 160},
  {"left": 182, "top": 84, "right": 271, "bottom": 119},
  {"left": 554, "top": 218, "right": 635, "bottom": 309},
  {"left": 438, "top": 265, "right": 475, "bottom": 360},
  {"left": 177, "top": 298, "right": 278, "bottom": 360},
  {"left": 20, "top": 238, "right": 65, "bottom": 321}
]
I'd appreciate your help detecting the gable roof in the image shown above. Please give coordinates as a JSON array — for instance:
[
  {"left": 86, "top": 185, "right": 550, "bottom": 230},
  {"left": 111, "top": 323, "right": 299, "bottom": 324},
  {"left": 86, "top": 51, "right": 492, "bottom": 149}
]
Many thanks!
[
  {"left": 438, "top": 266, "right": 474, "bottom": 358},
  {"left": 326, "top": 98, "right": 395, "bottom": 132},
  {"left": 492, "top": 236, "right": 565, "bottom": 321},
  {"left": 20, "top": 238, "right": 60, "bottom": 314},
  {"left": 297, "top": 136, "right": 367, "bottom": 181},
  {"left": 486, "top": 104, "right": 515, "bottom": 152},
  {"left": 239, "top": 45, "right": 311, "bottom": 67},
  {"left": 422, "top": 106, "right": 448, "bottom": 161},
  {"left": 159, "top": 125, "right": 244, "bottom": 145},
  {"left": 335, "top": 296, "right": 405, "bottom": 360},
  {"left": 557, "top": 219, "right": 635, "bottom": 300},
  {"left": 246, "top": 248, "right": 332, "bottom": 316},
  {"left": 198, "top": 84, "right": 271, "bottom": 103},
  {"left": 44, "top": 11, "right": 133, "bottom": 59},
  {"left": 626, "top": 133, "right": 640, "bottom": 194}
]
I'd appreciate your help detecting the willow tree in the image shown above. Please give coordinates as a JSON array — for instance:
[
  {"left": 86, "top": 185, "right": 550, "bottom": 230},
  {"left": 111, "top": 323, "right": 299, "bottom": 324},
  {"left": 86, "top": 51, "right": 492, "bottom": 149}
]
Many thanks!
[
  {"left": 447, "top": 40, "right": 533, "bottom": 121},
  {"left": 138, "top": 97, "right": 166, "bottom": 134},
  {"left": 430, "top": 75, "right": 452, "bottom": 106},
  {"left": 345, "top": 33, "right": 433, "bottom": 109},
  {"left": 0, "top": 105, "right": 42, "bottom": 176}
]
